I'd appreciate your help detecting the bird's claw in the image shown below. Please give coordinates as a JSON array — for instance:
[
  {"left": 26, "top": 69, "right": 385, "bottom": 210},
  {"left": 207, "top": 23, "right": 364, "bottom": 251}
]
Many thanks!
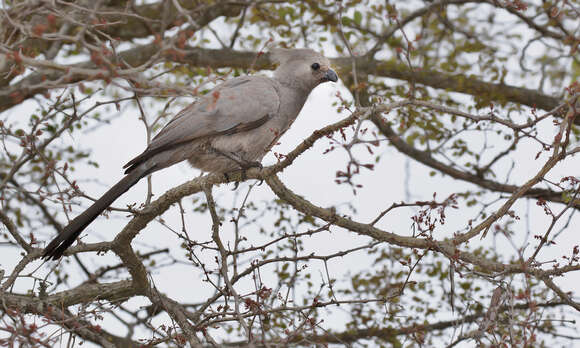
[
  {"left": 229, "top": 161, "right": 263, "bottom": 190},
  {"left": 240, "top": 161, "right": 262, "bottom": 181}
]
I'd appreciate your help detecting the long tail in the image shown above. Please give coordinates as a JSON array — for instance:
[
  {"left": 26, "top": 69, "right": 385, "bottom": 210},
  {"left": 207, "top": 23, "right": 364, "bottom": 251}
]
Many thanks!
[{"left": 42, "top": 165, "right": 151, "bottom": 260}]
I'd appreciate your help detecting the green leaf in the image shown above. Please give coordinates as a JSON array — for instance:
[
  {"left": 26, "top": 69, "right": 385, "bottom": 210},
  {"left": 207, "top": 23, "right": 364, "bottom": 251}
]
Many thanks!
[{"left": 354, "top": 11, "right": 362, "bottom": 25}]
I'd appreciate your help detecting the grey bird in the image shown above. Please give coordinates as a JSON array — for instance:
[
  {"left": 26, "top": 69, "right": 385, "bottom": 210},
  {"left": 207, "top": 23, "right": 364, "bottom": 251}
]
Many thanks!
[{"left": 42, "top": 48, "right": 338, "bottom": 260}]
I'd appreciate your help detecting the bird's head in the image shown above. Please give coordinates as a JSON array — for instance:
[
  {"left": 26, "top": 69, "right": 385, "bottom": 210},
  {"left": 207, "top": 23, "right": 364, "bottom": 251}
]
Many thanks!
[{"left": 271, "top": 48, "right": 338, "bottom": 91}]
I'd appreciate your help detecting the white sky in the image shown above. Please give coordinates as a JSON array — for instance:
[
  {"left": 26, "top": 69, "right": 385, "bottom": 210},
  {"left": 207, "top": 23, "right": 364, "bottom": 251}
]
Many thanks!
[{"left": 0, "top": 1, "right": 579, "bottom": 345}]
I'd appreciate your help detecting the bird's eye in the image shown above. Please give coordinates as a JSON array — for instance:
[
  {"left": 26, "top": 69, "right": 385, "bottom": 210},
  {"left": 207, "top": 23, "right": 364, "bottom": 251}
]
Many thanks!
[{"left": 311, "top": 63, "right": 320, "bottom": 70}]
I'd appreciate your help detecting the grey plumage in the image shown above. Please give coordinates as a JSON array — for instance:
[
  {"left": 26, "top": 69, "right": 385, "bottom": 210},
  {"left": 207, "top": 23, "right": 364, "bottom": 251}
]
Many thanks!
[{"left": 42, "top": 48, "right": 338, "bottom": 260}]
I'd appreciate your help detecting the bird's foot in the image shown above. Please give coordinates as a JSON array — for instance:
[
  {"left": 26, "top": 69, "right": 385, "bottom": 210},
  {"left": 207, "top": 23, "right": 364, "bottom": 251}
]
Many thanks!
[
  {"left": 229, "top": 161, "right": 263, "bottom": 190},
  {"left": 221, "top": 171, "right": 239, "bottom": 190},
  {"left": 239, "top": 161, "right": 262, "bottom": 181}
]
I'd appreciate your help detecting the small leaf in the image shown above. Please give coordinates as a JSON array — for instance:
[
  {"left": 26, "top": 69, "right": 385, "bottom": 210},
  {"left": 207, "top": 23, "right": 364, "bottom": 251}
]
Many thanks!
[{"left": 354, "top": 11, "right": 362, "bottom": 25}]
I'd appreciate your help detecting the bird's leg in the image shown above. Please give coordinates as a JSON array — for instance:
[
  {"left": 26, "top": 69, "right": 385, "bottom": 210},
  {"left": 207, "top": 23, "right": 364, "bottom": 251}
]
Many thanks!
[
  {"left": 208, "top": 147, "right": 262, "bottom": 186},
  {"left": 239, "top": 160, "right": 263, "bottom": 170},
  {"left": 208, "top": 146, "right": 248, "bottom": 168}
]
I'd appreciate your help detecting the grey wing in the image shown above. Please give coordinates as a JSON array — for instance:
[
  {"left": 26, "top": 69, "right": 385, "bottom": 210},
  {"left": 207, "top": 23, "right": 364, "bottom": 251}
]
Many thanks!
[{"left": 124, "top": 77, "right": 280, "bottom": 173}]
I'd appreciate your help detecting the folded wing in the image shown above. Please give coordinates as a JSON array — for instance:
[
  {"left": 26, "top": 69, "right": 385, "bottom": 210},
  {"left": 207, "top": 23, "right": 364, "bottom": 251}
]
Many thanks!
[{"left": 124, "top": 76, "right": 281, "bottom": 173}]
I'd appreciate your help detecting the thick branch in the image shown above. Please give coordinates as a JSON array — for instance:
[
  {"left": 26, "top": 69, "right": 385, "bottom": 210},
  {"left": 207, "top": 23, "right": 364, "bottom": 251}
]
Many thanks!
[
  {"left": 0, "top": 49, "right": 564, "bottom": 117},
  {"left": 0, "top": 2, "right": 243, "bottom": 85},
  {"left": 2, "top": 280, "right": 139, "bottom": 347}
]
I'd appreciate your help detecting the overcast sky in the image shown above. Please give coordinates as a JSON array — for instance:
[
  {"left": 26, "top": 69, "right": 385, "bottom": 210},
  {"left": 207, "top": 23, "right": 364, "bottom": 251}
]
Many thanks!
[{"left": 1, "top": 4, "right": 578, "bottom": 344}]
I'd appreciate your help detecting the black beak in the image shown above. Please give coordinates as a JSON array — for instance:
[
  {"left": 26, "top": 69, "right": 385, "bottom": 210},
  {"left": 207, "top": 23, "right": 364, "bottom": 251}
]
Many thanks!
[{"left": 322, "top": 69, "right": 338, "bottom": 82}]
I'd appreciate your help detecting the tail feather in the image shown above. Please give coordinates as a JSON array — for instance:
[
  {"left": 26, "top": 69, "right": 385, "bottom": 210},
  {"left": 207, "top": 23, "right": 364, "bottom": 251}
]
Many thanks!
[{"left": 42, "top": 166, "right": 150, "bottom": 260}]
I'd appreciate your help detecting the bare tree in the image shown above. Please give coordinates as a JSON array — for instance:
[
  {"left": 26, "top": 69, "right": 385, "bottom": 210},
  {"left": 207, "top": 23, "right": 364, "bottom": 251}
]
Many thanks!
[{"left": 0, "top": 0, "right": 579, "bottom": 346}]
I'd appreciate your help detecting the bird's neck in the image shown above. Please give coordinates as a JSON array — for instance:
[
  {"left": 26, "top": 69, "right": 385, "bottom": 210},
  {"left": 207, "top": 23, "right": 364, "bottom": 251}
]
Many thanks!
[
  {"left": 275, "top": 79, "right": 310, "bottom": 101},
  {"left": 274, "top": 68, "right": 315, "bottom": 95},
  {"left": 275, "top": 84, "right": 310, "bottom": 125}
]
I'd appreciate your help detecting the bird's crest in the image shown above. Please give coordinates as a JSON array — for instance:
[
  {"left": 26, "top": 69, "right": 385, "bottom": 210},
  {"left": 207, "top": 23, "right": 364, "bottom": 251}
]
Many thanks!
[{"left": 270, "top": 48, "right": 321, "bottom": 65}]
